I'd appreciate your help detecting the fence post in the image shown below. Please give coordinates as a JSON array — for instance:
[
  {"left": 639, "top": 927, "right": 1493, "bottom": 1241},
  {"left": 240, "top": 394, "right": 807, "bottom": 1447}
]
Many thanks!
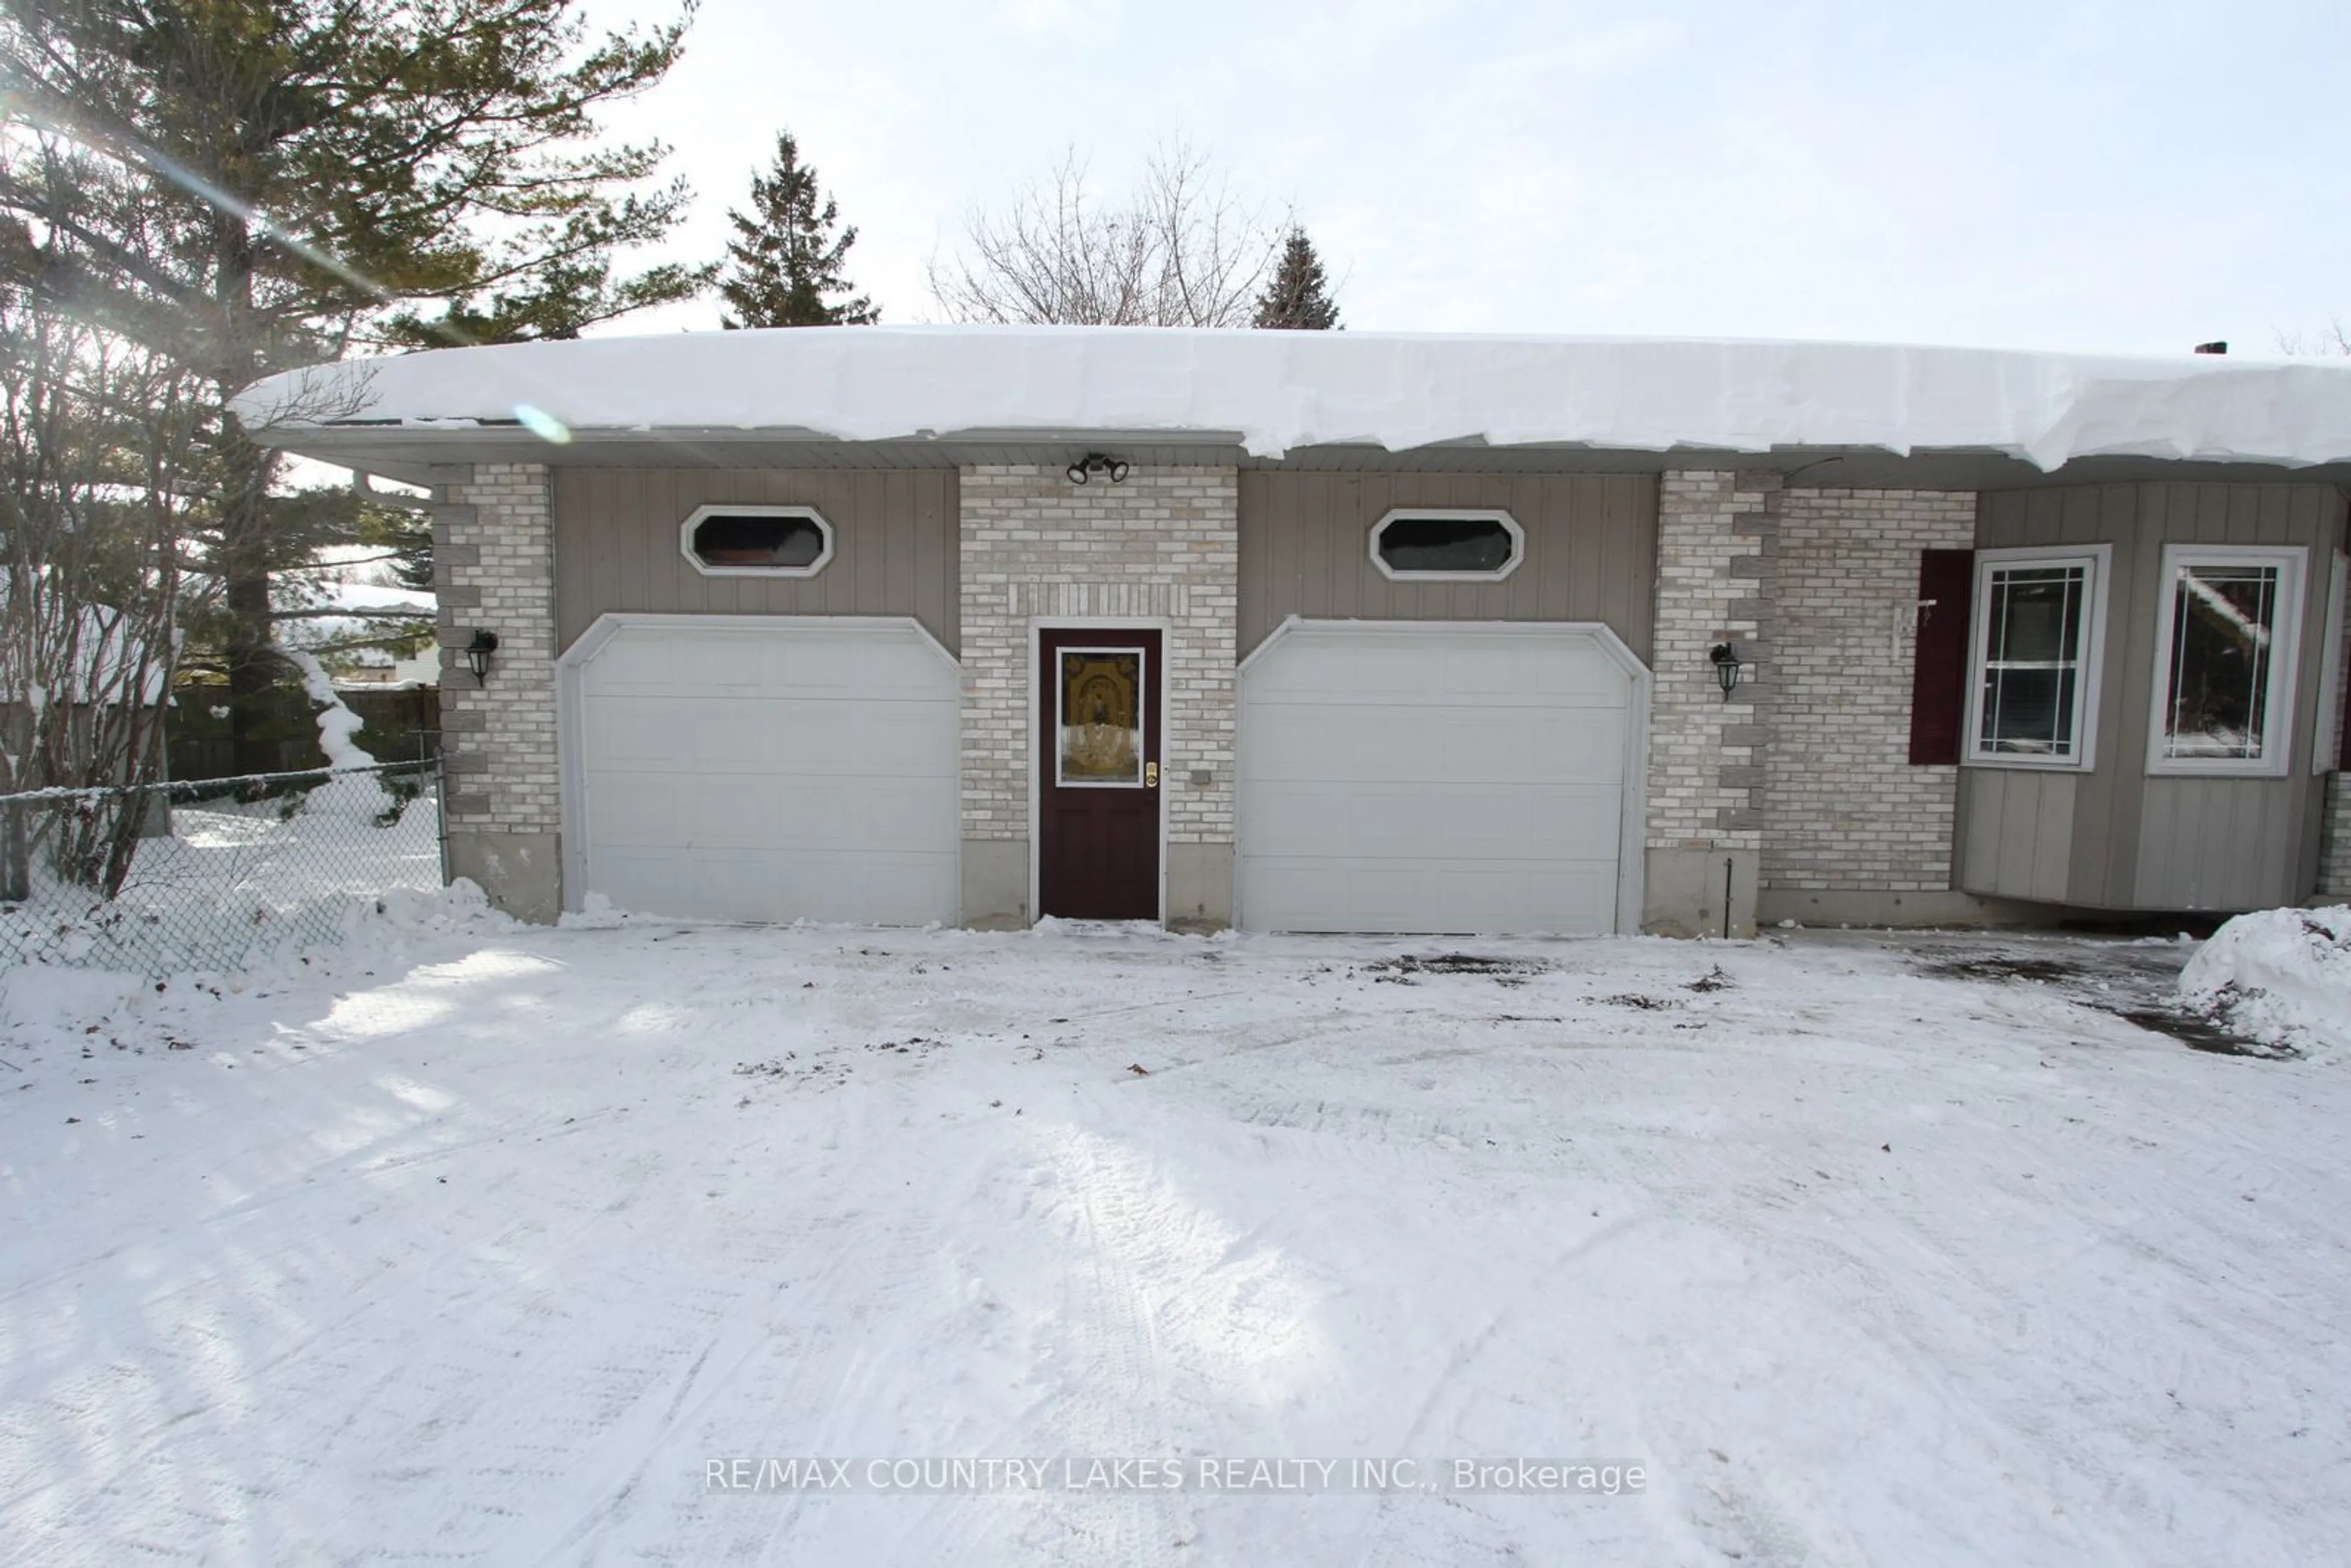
[
  {"left": 1, "top": 798, "right": 26, "bottom": 903},
  {"left": 431, "top": 741, "right": 451, "bottom": 890}
]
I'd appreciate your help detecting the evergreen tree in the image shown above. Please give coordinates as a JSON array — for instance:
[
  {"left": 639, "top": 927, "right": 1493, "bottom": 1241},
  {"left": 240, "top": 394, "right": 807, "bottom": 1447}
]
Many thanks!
[
  {"left": 719, "top": 133, "right": 877, "bottom": 328},
  {"left": 1253, "top": 227, "right": 1341, "bottom": 330},
  {"left": 0, "top": 0, "right": 704, "bottom": 769}
]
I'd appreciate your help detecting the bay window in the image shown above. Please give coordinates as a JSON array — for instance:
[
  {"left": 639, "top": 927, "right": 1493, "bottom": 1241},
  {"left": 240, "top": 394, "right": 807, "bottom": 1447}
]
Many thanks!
[
  {"left": 2147, "top": 544, "right": 2305, "bottom": 776},
  {"left": 1965, "top": 546, "right": 2110, "bottom": 768}
]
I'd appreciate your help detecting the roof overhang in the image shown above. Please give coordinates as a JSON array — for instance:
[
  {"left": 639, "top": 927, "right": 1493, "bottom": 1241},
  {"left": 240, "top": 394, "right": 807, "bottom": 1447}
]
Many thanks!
[
  {"left": 259, "top": 426, "right": 2351, "bottom": 495},
  {"left": 234, "top": 326, "right": 2351, "bottom": 492}
]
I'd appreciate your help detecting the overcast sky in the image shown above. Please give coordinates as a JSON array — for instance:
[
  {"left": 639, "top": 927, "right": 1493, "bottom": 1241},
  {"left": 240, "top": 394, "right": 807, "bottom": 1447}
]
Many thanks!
[{"left": 590, "top": 0, "right": 2344, "bottom": 356}]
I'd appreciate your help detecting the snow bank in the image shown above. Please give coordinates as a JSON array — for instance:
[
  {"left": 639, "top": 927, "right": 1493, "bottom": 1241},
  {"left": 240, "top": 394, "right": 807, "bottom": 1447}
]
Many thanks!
[
  {"left": 222, "top": 876, "right": 516, "bottom": 988},
  {"left": 0, "top": 781, "right": 448, "bottom": 978},
  {"left": 0, "top": 877, "right": 515, "bottom": 1045},
  {"left": 368, "top": 876, "right": 517, "bottom": 942},
  {"left": 556, "top": 891, "right": 672, "bottom": 930},
  {"left": 0, "top": 961, "right": 144, "bottom": 1036},
  {"left": 231, "top": 327, "right": 2351, "bottom": 470},
  {"left": 2178, "top": 906, "right": 2351, "bottom": 1059}
]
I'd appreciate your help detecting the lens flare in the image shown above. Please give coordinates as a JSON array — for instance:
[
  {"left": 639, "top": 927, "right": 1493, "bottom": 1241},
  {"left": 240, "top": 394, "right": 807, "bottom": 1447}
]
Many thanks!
[
  {"left": 513, "top": 403, "right": 572, "bottom": 445},
  {"left": 1, "top": 91, "right": 634, "bottom": 453}
]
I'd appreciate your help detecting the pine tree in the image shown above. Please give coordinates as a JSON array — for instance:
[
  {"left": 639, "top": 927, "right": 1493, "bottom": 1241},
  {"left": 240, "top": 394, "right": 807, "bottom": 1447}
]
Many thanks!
[
  {"left": 1253, "top": 227, "right": 1341, "bottom": 330},
  {"left": 719, "top": 133, "right": 877, "bottom": 328},
  {"left": 0, "top": 0, "right": 704, "bottom": 770}
]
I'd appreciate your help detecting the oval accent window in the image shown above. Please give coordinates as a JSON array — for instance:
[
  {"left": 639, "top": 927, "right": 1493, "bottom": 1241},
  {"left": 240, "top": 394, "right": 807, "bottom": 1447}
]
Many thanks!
[
  {"left": 680, "top": 505, "right": 835, "bottom": 577},
  {"left": 1370, "top": 509, "right": 1524, "bottom": 580}
]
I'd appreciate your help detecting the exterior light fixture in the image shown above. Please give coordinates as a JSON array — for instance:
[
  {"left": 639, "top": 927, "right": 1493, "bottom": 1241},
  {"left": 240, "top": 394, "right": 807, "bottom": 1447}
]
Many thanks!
[
  {"left": 466, "top": 629, "right": 500, "bottom": 683},
  {"left": 1065, "top": 453, "right": 1130, "bottom": 486},
  {"left": 1709, "top": 642, "right": 1744, "bottom": 701}
]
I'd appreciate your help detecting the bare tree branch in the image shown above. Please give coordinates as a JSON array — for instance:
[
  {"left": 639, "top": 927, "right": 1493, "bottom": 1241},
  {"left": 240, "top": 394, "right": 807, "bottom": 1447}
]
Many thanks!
[
  {"left": 0, "top": 294, "right": 200, "bottom": 893},
  {"left": 929, "top": 138, "right": 1279, "bottom": 327},
  {"left": 2276, "top": 318, "right": 2351, "bottom": 356},
  {"left": 268, "top": 606, "right": 433, "bottom": 621}
]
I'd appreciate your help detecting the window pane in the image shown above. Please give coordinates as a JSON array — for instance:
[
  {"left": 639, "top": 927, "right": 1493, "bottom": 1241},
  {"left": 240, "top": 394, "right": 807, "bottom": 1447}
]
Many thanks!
[
  {"left": 1376, "top": 516, "right": 1516, "bottom": 574},
  {"left": 1979, "top": 665, "right": 2077, "bottom": 754},
  {"left": 1977, "top": 565, "right": 2085, "bottom": 756},
  {"left": 1987, "top": 568, "right": 2079, "bottom": 664},
  {"left": 689, "top": 513, "right": 826, "bottom": 569},
  {"left": 1058, "top": 650, "right": 1142, "bottom": 786},
  {"left": 2161, "top": 563, "right": 2278, "bottom": 760}
]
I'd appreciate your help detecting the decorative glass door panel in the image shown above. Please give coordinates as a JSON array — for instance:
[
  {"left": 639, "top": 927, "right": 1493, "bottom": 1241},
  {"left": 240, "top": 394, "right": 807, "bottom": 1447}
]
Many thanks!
[{"left": 1057, "top": 649, "right": 1146, "bottom": 786}]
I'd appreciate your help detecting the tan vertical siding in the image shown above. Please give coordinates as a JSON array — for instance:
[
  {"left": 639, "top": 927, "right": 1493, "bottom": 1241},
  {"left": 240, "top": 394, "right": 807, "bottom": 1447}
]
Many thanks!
[
  {"left": 550, "top": 468, "right": 959, "bottom": 654},
  {"left": 1236, "top": 472, "right": 1658, "bottom": 662},
  {"left": 2134, "top": 778, "right": 2306, "bottom": 910},
  {"left": 1968, "top": 481, "right": 2343, "bottom": 909},
  {"left": 1957, "top": 768, "right": 2075, "bottom": 903}
]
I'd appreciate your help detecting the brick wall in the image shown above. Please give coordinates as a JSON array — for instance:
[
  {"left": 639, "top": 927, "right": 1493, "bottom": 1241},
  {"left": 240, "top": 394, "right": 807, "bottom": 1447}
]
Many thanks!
[
  {"left": 435, "top": 464, "right": 558, "bottom": 837},
  {"left": 1764, "top": 489, "right": 1978, "bottom": 891},
  {"left": 958, "top": 466, "right": 1239, "bottom": 848},
  {"left": 2325, "top": 587, "right": 2351, "bottom": 898},
  {"left": 2325, "top": 779, "right": 2351, "bottom": 899},
  {"left": 1647, "top": 470, "right": 1777, "bottom": 852}
]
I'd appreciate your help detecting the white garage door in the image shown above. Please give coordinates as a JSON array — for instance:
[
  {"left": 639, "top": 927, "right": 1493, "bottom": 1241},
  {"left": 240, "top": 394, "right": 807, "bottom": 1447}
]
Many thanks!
[
  {"left": 568, "top": 618, "right": 958, "bottom": 925},
  {"left": 1237, "top": 623, "right": 1640, "bottom": 935}
]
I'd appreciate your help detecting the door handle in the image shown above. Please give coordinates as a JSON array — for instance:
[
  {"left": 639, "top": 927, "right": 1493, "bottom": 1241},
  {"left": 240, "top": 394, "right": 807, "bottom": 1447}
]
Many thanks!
[{"left": 1145, "top": 761, "right": 1159, "bottom": 789}]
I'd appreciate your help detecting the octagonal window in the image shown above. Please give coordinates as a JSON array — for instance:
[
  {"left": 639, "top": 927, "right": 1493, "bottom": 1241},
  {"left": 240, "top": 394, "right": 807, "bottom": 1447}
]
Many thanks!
[
  {"left": 1370, "top": 509, "right": 1524, "bottom": 580},
  {"left": 680, "top": 505, "right": 834, "bottom": 577}
]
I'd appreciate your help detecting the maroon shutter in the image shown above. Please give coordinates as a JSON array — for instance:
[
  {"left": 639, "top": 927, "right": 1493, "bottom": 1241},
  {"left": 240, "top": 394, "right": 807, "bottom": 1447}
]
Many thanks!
[{"left": 1908, "top": 548, "right": 1976, "bottom": 765}]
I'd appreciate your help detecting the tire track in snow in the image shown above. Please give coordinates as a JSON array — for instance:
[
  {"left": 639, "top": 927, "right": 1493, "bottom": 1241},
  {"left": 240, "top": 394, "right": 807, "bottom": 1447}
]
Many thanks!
[
  {"left": 555, "top": 1094, "right": 981, "bottom": 1564},
  {"left": 0, "top": 1101, "right": 636, "bottom": 1311},
  {"left": 991, "top": 1123, "right": 1188, "bottom": 1567},
  {"left": 501, "top": 1264, "right": 807, "bottom": 1565},
  {"left": 1, "top": 1104, "right": 681, "bottom": 1513}
]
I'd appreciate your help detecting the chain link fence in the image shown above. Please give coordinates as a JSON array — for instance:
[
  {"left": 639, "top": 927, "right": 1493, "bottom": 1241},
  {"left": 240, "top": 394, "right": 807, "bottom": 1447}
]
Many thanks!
[{"left": 0, "top": 759, "right": 445, "bottom": 978}]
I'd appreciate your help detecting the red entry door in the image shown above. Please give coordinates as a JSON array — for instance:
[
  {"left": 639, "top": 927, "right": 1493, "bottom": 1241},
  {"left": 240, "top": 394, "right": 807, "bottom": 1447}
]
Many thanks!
[{"left": 1038, "top": 628, "right": 1162, "bottom": 920}]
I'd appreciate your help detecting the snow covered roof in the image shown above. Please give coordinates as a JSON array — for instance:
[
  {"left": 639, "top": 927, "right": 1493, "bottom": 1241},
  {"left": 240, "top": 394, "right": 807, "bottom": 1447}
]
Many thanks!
[
  {"left": 232, "top": 326, "right": 2351, "bottom": 473},
  {"left": 1, "top": 573, "right": 168, "bottom": 707},
  {"left": 280, "top": 580, "right": 440, "bottom": 686}
]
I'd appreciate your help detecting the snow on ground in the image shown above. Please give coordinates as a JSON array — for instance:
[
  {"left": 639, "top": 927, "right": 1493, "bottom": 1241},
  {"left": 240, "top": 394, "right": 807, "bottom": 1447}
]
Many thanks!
[
  {"left": 2178, "top": 905, "right": 2351, "bottom": 1060},
  {"left": 4, "top": 917, "right": 2348, "bottom": 1566}
]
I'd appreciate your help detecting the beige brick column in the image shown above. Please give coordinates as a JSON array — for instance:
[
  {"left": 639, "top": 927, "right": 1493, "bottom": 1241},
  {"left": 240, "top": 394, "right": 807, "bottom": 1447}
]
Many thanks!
[
  {"left": 958, "top": 464, "right": 1239, "bottom": 929},
  {"left": 1761, "top": 489, "right": 1979, "bottom": 923},
  {"left": 2323, "top": 778, "right": 2351, "bottom": 900},
  {"left": 433, "top": 463, "right": 561, "bottom": 921},
  {"left": 1644, "top": 470, "right": 1779, "bottom": 935}
]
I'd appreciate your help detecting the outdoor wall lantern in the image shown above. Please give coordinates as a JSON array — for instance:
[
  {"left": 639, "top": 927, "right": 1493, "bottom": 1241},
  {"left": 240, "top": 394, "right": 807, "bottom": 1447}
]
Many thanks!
[
  {"left": 1709, "top": 642, "right": 1744, "bottom": 701},
  {"left": 1065, "top": 452, "right": 1130, "bottom": 486},
  {"left": 466, "top": 629, "right": 500, "bottom": 683}
]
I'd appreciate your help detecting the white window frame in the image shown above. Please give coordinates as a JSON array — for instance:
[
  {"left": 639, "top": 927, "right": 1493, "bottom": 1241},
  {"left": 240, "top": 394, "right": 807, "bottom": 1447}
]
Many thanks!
[
  {"left": 1368, "top": 508, "right": 1525, "bottom": 582},
  {"left": 678, "top": 503, "right": 835, "bottom": 579},
  {"left": 2313, "top": 551, "right": 2346, "bottom": 777},
  {"left": 1962, "top": 544, "right": 2112, "bottom": 771},
  {"left": 2143, "top": 543, "right": 2307, "bottom": 778}
]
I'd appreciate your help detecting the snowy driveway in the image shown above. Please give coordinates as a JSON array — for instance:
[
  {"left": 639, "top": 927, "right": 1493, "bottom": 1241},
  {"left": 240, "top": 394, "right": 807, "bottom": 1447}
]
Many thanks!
[{"left": 4, "top": 915, "right": 2347, "bottom": 1565}]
